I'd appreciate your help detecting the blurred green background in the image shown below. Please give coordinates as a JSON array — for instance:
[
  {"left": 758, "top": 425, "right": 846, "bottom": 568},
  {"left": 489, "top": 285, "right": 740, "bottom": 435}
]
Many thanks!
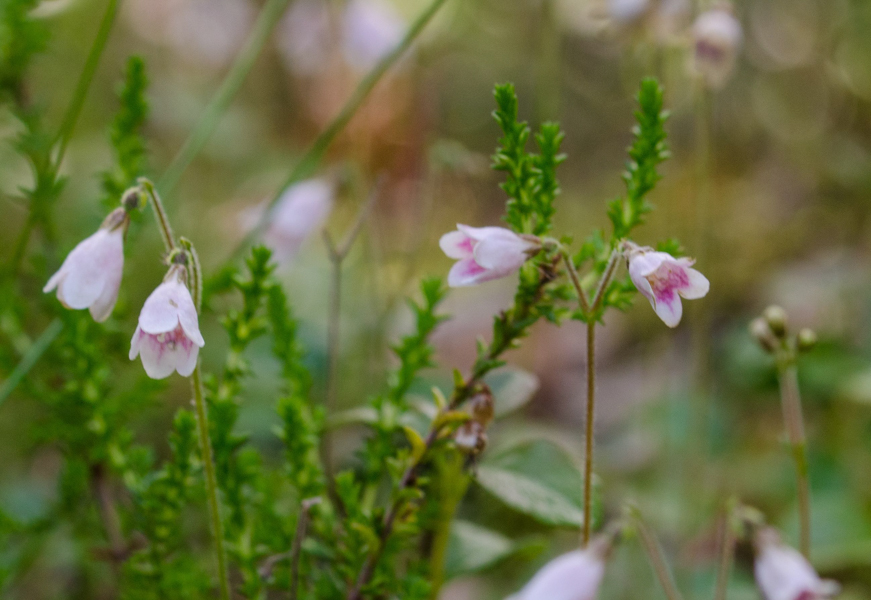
[{"left": 3, "top": 0, "right": 871, "bottom": 598}]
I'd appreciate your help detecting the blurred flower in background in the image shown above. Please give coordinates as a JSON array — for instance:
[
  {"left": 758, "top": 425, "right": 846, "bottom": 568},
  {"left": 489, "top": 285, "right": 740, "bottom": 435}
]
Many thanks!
[{"left": 692, "top": 2, "right": 743, "bottom": 89}]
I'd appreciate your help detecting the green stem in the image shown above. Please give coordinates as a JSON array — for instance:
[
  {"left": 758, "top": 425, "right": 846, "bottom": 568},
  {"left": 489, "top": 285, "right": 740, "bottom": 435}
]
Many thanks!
[
  {"left": 229, "top": 0, "right": 451, "bottom": 262},
  {"left": 777, "top": 360, "right": 811, "bottom": 558},
  {"left": 0, "top": 318, "right": 63, "bottom": 407},
  {"left": 157, "top": 0, "right": 292, "bottom": 195},
  {"left": 191, "top": 364, "right": 231, "bottom": 600},
  {"left": 54, "top": 0, "right": 120, "bottom": 165}
]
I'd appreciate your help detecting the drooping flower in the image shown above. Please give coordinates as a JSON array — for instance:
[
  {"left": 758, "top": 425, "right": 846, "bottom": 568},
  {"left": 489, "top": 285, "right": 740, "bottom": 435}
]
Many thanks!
[
  {"left": 754, "top": 528, "right": 840, "bottom": 600},
  {"left": 626, "top": 244, "right": 709, "bottom": 327},
  {"left": 439, "top": 225, "right": 539, "bottom": 288},
  {"left": 509, "top": 538, "right": 609, "bottom": 600},
  {"left": 692, "top": 2, "right": 742, "bottom": 89},
  {"left": 44, "top": 208, "right": 128, "bottom": 322},
  {"left": 129, "top": 267, "right": 205, "bottom": 379},
  {"left": 261, "top": 178, "right": 335, "bottom": 262},
  {"left": 607, "top": 0, "right": 650, "bottom": 24}
]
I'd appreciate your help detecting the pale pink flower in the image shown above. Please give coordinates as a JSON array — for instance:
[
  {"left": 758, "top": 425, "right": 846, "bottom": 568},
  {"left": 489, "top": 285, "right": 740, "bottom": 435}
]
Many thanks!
[
  {"left": 754, "top": 528, "right": 840, "bottom": 600},
  {"left": 262, "top": 178, "right": 335, "bottom": 261},
  {"left": 439, "top": 225, "right": 538, "bottom": 287},
  {"left": 509, "top": 541, "right": 608, "bottom": 600},
  {"left": 44, "top": 210, "right": 127, "bottom": 322},
  {"left": 627, "top": 245, "right": 709, "bottom": 327},
  {"left": 342, "top": 0, "right": 405, "bottom": 73},
  {"left": 692, "top": 4, "right": 742, "bottom": 89},
  {"left": 129, "top": 268, "right": 204, "bottom": 379}
]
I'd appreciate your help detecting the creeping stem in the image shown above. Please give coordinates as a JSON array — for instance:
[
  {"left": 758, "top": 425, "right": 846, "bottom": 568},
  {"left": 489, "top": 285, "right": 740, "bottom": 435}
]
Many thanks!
[{"left": 776, "top": 356, "right": 811, "bottom": 558}]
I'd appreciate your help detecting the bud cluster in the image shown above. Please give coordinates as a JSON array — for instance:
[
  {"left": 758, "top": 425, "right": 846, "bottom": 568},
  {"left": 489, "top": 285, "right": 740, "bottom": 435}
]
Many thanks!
[
  {"left": 750, "top": 305, "right": 817, "bottom": 357},
  {"left": 453, "top": 387, "right": 494, "bottom": 456}
]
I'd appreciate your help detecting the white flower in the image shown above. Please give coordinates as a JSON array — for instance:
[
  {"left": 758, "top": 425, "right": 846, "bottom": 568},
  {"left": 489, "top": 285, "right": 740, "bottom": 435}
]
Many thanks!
[
  {"left": 439, "top": 225, "right": 538, "bottom": 287},
  {"left": 627, "top": 245, "right": 709, "bottom": 327},
  {"left": 692, "top": 4, "right": 742, "bottom": 89},
  {"left": 342, "top": 0, "right": 405, "bottom": 72},
  {"left": 509, "top": 542, "right": 607, "bottom": 600},
  {"left": 129, "top": 268, "right": 204, "bottom": 379},
  {"left": 262, "top": 178, "right": 335, "bottom": 261},
  {"left": 43, "top": 210, "right": 127, "bottom": 322},
  {"left": 276, "top": 0, "right": 334, "bottom": 76},
  {"left": 754, "top": 528, "right": 840, "bottom": 600}
]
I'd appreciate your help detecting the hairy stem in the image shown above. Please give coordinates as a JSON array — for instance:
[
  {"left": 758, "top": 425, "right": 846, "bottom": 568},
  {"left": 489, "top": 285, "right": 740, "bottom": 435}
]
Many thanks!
[
  {"left": 139, "top": 178, "right": 177, "bottom": 252},
  {"left": 192, "top": 364, "right": 231, "bottom": 600},
  {"left": 229, "top": 0, "right": 451, "bottom": 262},
  {"left": 777, "top": 360, "right": 811, "bottom": 558},
  {"left": 158, "top": 0, "right": 292, "bottom": 195}
]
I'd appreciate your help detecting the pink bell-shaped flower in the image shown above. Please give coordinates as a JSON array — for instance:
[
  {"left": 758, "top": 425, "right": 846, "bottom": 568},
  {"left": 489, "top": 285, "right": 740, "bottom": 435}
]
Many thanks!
[
  {"left": 43, "top": 208, "right": 127, "bottom": 322},
  {"left": 439, "top": 224, "right": 538, "bottom": 287},
  {"left": 754, "top": 528, "right": 840, "bottom": 600},
  {"left": 509, "top": 538, "right": 609, "bottom": 600},
  {"left": 129, "top": 267, "right": 205, "bottom": 379},
  {"left": 627, "top": 244, "right": 709, "bottom": 327}
]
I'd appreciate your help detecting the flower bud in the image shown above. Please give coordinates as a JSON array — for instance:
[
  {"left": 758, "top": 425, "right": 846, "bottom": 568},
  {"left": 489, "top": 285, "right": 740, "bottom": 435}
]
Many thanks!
[
  {"left": 454, "top": 421, "right": 487, "bottom": 455},
  {"left": 797, "top": 329, "right": 817, "bottom": 352},
  {"left": 121, "top": 186, "right": 147, "bottom": 212},
  {"left": 763, "top": 306, "right": 788, "bottom": 338},
  {"left": 750, "top": 317, "right": 778, "bottom": 353},
  {"left": 468, "top": 390, "right": 494, "bottom": 427}
]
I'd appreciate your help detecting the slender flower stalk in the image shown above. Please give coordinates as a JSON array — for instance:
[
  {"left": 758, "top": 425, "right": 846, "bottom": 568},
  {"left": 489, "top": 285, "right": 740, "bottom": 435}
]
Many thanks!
[
  {"left": 186, "top": 245, "right": 230, "bottom": 600},
  {"left": 777, "top": 358, "right": 811, "bottom": 559},
  {"left": 135, "top": 177, "right": 229, "bottom": 598},
  {"left": 559, "top": 244, "right": 622, "bottom": 546},
  {"left": 714, "top": 505, "right": 737, "bottom": 600},
  {"left": 752, "top": 307, "right": 813, "bottom": 559},
  {"left": 138, "top": 178, "right": 176, "bottom": 253}
]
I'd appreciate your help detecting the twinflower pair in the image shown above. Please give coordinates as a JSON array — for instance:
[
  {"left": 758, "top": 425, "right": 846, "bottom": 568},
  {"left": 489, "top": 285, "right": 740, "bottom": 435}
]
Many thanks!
[
  {"left": 440, "top": 224, "right": 709, "bottom": 327},
  {"left": 43, "top": 186, "right": 204, "bottom": 379}
]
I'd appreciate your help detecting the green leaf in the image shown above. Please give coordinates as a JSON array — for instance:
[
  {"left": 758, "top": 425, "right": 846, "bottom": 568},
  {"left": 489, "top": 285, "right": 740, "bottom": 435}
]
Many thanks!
[
  {"left": 475, "top": 441, "right": 585, "bottom": 527},
  {"left": 445, "top": 520, "right": 515, "bottom": 578},
  {"left": 484, "top": 367, "right": 540, "bottom": 418}
]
